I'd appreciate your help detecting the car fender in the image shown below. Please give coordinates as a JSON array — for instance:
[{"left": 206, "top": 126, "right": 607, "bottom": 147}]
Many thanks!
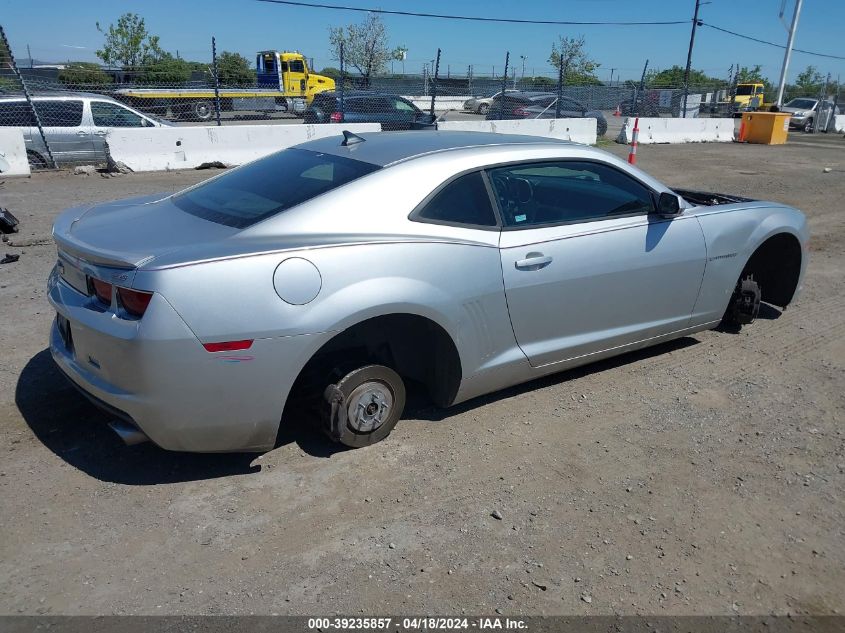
[{"left": 690, "top": 203, "right": 808, "bottom": 323}]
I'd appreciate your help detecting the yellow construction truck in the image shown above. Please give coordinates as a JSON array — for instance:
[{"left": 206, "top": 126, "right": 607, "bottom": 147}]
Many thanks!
[
  {"left": 114, "top": 51, "right": 335, "bottom": 121},
  {"left": 706, "top": 82, "right": 767, "bottom": 116}
]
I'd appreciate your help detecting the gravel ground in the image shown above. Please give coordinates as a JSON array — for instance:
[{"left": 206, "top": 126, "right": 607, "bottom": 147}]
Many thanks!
[{"left": 0, "top": 134, "right": 843, "bottom": 617}]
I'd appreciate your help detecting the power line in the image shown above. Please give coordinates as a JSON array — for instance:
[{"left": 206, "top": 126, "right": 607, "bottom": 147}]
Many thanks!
[
  {"left": 255, "top": 0, "right": 689, "bottom": 26},
  {"left": 702, "top": 22, "right": 845, "bottom": 61}
]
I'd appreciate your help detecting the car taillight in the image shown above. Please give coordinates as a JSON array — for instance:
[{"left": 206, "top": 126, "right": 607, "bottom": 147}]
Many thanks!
[
  {"left": 330, "top": 111, "right": 343, "bottom": 123},
  {"left": 117, "top": 287, "right": 153, "bottom": 317},
  {"left": 513, "top": 108, "right": 528, "bottom": 117},
  {"left": 90, "top": 278, "right": 112, "bottom": 305},
  {"left": 202, "top": 340, "right": 254, "bottom": 353}
]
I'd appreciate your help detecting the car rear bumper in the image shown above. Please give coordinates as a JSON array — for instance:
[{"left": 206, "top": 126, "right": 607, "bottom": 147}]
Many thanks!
[{"left": 48, "top": 270, "right": 327, "bottom": 452}]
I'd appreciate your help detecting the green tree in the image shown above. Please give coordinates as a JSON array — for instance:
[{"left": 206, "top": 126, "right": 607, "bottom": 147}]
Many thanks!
[
  {"left": 329, "top": 14, "right": 391, "bottom": 86},
  {"left": 58, "top": 62, "right": 113, "bottom": 86},
  {"left": 791, "top": 65, "right": 823, "bottom": 96},
  {"left": 319, "top": 66, "right": 342, "bottom": 79},
  {"left": 216, "top": 51, "right": 253, "bottom": 86},
  {"left": 137, "top": 54, "right": 202, "bottom": 84},
  {"left": 96, "top": 13, "right": 163, "bottom": 68},
  {"left": 548, "top": 36, "right": 600, "bottom": 84},
  {"left": 647, "top": 65, "right": 718, "bottom": 87}
]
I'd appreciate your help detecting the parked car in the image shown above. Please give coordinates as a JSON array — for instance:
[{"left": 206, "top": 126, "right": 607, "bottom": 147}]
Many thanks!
[
  {"left": 463, "top": 89, "right": 519, "bottom": 115},
  {"left": 618, "top": 98, "right": 661, "bottom": 118},
  {"left": 0, "top": 92, "right": 168, "bottom": 168},
  {"left": 303, "top": 91, "right": 436, "bottom": 131},
  {"left": 48, "top": 131, "right": 808, "bottom": 452},
  {"left": 780, "top": 98, "right": 841, "bottom": 132},
  {"left": 485, "top": 91, "right": 607, "bottom": 136}
]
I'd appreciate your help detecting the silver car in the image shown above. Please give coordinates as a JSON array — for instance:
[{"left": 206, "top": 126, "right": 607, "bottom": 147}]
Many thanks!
[
  {"left": 48, "top": 131, "right": 808, "bottom": 452},
  {"left": 463, "top": 89, "right": 519, "bottom": 115},
  {"left": 0, "top": 92, "right": 167, "bottom": 167},
  {"left": 780, "top": 97, "right": 841, "bottom": 132}
]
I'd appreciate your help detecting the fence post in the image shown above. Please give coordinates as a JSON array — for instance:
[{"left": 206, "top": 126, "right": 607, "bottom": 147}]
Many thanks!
[
  {"left": 498, "top": 52, "right": 509, "bottom": 119},
  {"left": 555, "top": 59, "right": 566, "bottom": 118},
  {"left": 211, "top": 37, "right": 222, "bottom": 127},
  {"left": 339, "top": 41, "right": 345, "bottom": 122},
  {"left": 633, "top": 59, "right": 649, "bottom": 118},
  {"left": 430, "top": 48, "right": 441, "bottom": 116},
  {"left": 0, "top": 25, "right": 56, "bottom": 168},
  {"left": 728, "top": 63, "right": 738, "bottom": 116}
]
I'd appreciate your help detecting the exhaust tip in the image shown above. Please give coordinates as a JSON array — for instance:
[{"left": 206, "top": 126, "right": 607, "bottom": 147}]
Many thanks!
[{"left": 108, "top": 420, "right": 149, "bottom": 446}]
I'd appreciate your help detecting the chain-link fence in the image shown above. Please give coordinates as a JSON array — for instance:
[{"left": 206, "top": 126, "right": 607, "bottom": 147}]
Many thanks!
[{"left": 3, "top": 29, "right": 842, "bottom": 170}]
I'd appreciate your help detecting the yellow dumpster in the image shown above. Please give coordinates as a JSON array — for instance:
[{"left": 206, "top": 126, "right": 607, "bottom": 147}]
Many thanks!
[{"left": 740, "top": 111, "right": 791, "bottom": 144}]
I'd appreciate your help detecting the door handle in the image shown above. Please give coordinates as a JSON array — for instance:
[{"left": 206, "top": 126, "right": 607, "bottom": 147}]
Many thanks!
[
  {"left": 94, "top": 130, "right": 107, "bottom": 136},
  {"left": 514, "top": 253, "right": 553, "bottom": 270},
  {"left": 76, "top": 131, "right": 88, "bottom": 136}
]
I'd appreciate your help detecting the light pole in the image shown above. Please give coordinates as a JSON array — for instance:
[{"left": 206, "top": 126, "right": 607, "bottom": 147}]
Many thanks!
[
  {"left": 776, "top": 0, "right": 803, "bottom": 107},
  {"left": 520, "top": 55, "right": 527, "bottom": 82},
  {"left": 682, "top": 0, "right": 705, "bottom": 118}
]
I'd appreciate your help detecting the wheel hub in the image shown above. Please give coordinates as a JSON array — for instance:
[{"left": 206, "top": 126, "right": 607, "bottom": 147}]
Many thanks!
[{"left": 346, "top": 381, "right": 393, "bottom": 433}]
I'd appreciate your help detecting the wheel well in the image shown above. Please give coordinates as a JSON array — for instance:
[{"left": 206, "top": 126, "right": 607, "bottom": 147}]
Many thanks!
[
  {"left": 741, "top": 233, "right": 802, "bottom": 308},
  {"left": 291, "top": 314, "right": 462, "bottom": 408}
]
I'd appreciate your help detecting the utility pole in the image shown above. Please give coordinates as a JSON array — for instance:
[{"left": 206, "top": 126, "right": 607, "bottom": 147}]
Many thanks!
[
  {"left": 26, "top": 44, "right": 32, "bottom": 68},
  {"left": 776, "top": 0, "right": 803, "bottom": 107},
  {"left": 682, "top": 0, "right": 703, "bottom": 118},
  {"left": 609, "top": 68, "right": 616, "bottom": 86},
  {"left": 520, "top": 55, "right": 527, "bottom": 82}
]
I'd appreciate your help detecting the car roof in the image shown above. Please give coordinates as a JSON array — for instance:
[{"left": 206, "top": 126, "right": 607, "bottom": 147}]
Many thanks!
[{"left": 295, "top": 130, "right": 572, "bottom": 167}]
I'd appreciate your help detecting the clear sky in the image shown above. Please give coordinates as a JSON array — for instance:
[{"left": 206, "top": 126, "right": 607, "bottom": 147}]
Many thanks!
[{"left": 2, "top": 0, "right": 843, "bottom": 82}]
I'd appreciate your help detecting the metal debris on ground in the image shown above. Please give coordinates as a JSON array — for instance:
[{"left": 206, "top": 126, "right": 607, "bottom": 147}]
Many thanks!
[
  {"left": 0, "top": 207, "right": 19, "bottom": 234},
  {"left": 1, "top": 253, "right": 20, "bottom": 264}
]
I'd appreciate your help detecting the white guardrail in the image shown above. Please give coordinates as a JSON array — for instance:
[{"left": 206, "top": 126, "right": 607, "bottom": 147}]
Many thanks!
[
  {"left": 0, "top": 128, "right": 31, "bottom": 177},
  {"left": 616, "top": 117, "right": 735, "bottom": 144},
  {"left": 436, "top": 118, "right": 598, "bottom": 145},
  {"left": 106, "top": 123, "right": 382, "bottom": 172}
]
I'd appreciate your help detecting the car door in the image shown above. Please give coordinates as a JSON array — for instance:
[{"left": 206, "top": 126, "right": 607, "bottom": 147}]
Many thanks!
[
  {"left": 493, "top": 159, "right": 706, "bottom": 368},
  {"left": 33, "top": 99, "right": 94, "bottom": 163},
  {"left": 387, "top": 96, "right": 432, "bottom": 130},
  {"left": 90, "top": 100, "right": 153, "bottom": 158}
]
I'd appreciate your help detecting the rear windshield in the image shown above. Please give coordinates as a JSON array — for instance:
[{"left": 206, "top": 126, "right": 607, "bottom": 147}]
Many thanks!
[{"left": 172, "top": 148, "right": 380, "bottom": 228}]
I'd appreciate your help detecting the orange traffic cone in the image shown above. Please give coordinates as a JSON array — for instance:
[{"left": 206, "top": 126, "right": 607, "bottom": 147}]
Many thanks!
[{"left": 613, "top": 104, "right": 621, "bottom": 117}]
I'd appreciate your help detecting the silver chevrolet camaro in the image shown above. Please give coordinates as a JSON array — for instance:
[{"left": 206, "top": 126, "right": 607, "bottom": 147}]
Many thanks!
[{"left": 48, "top": 131, "right": 808, "bottom": 452}]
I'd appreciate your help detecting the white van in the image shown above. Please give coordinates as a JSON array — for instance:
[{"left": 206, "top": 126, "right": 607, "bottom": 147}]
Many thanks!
[{"left": 0, "top": 92, "right": 169, "bottom": 167}]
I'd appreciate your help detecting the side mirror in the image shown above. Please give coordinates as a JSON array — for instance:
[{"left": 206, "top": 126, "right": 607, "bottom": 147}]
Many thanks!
[{"left": 657, "top": 191, "right": 683, "bottom": 217}]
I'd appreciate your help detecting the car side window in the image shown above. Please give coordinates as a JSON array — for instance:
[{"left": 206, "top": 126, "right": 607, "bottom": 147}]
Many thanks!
[
  {"left": 288, "top": 60, "right": 305, "bottom": 73},
  {"left": 488, "top": 161, "right": 655, "bottom": 228},
  {"left": 391, "top": 98, "right": 415, "bottom": 112},
  {"left": 35, "top": 100, "right": 83, "bottom": 126},
  {"left": 0, "top": 102, "right": 35, "bottom": 126},
  {"left": 91, "top": 101, "right": 145, "bottom": 127},
  {"left": 414, "top": 172, "right": 497, "bottom": 228}
]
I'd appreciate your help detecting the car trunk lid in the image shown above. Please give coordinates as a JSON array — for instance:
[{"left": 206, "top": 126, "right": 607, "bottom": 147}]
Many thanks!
[{"left": 52, "top": 193, "right": 238, "bottom": 271}]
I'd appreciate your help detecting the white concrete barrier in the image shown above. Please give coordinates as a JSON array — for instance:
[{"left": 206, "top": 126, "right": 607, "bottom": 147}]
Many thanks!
[
  {"left": 404, "top": 96, "right": 471, "bottom": 111},
  {"left": 106, "top": 123, "right": 382, "bottom": 172},
  {"left": 436, "top": 118, "right": 597, "bottom": 145},
  {"left": 0, "top": 128, "right": 31, "bottom": 177},
  {"left": 616, "top": 117, "right": 735, "bottom": 144},
  {"left": 834, "top": 115, "right": 845, "bottom": 133}
]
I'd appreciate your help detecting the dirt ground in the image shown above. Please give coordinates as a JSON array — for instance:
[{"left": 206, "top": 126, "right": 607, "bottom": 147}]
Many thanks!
[{"left": 0, "top": 134, "right": 843, "bottom": 617}]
